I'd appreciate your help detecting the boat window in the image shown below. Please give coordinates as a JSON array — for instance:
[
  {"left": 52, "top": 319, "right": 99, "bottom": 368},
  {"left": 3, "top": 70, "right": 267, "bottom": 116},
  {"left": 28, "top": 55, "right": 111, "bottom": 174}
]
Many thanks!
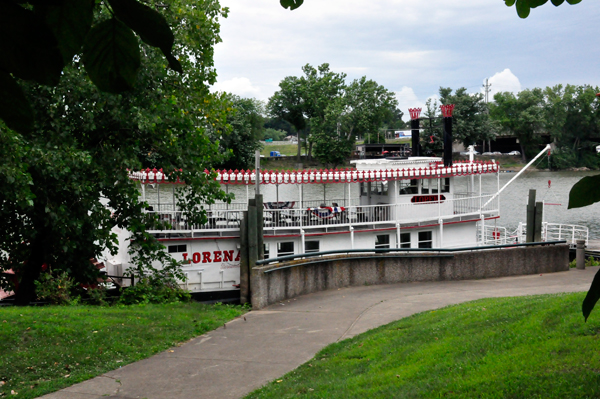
[
  {"left": 264, "top": 243, "right": 270, "bottom": 259},
  {"left": 370, "top": 181, "right": 387, "bottom": 195},
  {"left": 418, "top": 231, "right": 433, "bottom": 248},
  {"left": 375, "top": 234, "right": 390, "bottom": 249},
  {"left": 168, "top": 244, "right": 187, "bottom": 253},
  {"left": 399, "top": 179, "right": 418, "bottom": 195},
  {"left": 305, "top": 240, "right": 320, "bottom": 253},
  {"left": 360, "top": 183, "right": 368, "bottom": 196},
  {"left": 277, "top": 241, "right": 295, "bottom": 257},
  {"left": 400, "top": 232, "right": 411, "bottom": 248},
  {"left": 441, "top": 178, "right": 450, "bottom": 193},
  {"left": 421, "top": 179, "right": 439, "bottom": 194}
]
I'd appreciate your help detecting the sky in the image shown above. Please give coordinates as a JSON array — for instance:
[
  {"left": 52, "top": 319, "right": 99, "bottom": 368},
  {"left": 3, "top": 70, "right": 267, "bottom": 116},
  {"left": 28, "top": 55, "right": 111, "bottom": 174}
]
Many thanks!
[{"left": 211, "top": 0, "right": 600, "bottom": 118}]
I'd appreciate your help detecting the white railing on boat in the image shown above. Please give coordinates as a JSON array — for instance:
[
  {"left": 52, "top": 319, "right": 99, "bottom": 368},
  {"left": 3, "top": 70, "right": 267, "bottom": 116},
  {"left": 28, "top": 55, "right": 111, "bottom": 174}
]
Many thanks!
[
  {"left": 146, "top": 193, "right": 500, "bottom": 234},
  {"left": 480, "top": 222, "right": 588, "bottom": 247}
]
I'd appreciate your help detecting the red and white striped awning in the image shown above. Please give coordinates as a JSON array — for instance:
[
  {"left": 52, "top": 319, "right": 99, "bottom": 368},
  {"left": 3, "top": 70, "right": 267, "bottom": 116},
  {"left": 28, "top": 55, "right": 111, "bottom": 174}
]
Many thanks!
[{"left": 129, "top": 161, "right": 498, "bottom": 185}]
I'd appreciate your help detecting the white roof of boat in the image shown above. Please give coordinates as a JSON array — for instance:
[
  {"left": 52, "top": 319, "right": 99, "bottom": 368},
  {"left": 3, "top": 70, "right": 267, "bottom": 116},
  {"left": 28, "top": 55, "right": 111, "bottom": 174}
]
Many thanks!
[
  {"left": 351, "top": 157, "right": 442, "bottom": 171},
  {"left": 129, "top": 159, "right": 498, "bottom": 185}
]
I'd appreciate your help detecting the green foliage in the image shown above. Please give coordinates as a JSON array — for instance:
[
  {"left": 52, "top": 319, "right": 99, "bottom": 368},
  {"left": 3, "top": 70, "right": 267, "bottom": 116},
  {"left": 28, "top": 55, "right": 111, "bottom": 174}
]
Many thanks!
[
  {"left": 217, "top": 95, "right": 265, "bottom": 170},
  {"left": 263, "top": 128, "right": 287, "bottom": 141},
  {"left": 280, "top": 0, "right": 304, "bottom": 10},
  {"left": 568, "top": 174, "right": 600, "bottom": 209},
  {"left": 420, "top": 97, "right": 443, "bottom": 153},
  {"left": 86, "top": 285, "right": 109, "bottom": 306},
  {"left": 247, "top": 293, "right": 600, "bottom": 399},
  {"left": 505, "top": 0, "right": 583, "bottom": 18},
  {"left": 34, "top": 271, "right": 77, "bottom": 305},
  {"left": 582, "top": 269, "right": 600, "bottom": 322},
  {"left": 490, "top": 88, "right": 545, "bottom": 161},
  {"left": 439, "top": 87, "right": 497, "bottom": 148},
  {"left": 268, "top": 63, "right": 397, "bottom": 166},
  {"left": 118, "top": 278, "right": 191, "bottom": 305},
  {"left": 568, "top": 174, "right": 600, "bottom": 321},
  {"left": 0, "top": 302, "right": 247, "bottom": 398},
  {"left": 0, "top": 0, "right": 231, "bottom": 304},
  {"left": 0, "top": 0, "right": 184, "bottom": 132}
]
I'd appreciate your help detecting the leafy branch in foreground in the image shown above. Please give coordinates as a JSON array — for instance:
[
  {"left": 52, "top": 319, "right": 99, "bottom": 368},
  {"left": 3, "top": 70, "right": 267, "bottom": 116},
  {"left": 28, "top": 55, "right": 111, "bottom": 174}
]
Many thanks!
[
  {"left": 504, "top": 0, "right": 582, "bottom": 19},
  {"left": 568, "top": 174, "right": 600, "bottom": 321},
  {"left": 0, "top": 0, "right": 182, "bottom": 133}
]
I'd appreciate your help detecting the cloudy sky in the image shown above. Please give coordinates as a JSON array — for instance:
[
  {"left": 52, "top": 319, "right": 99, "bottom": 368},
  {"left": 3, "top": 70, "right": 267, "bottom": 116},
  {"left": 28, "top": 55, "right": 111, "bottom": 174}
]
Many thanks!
[{"left": 212, "top": 0, "right": 600, "bottom": 117}]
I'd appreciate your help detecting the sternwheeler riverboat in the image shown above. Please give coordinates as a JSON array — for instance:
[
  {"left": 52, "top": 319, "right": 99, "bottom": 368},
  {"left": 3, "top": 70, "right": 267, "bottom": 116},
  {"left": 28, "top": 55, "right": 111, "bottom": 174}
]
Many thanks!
[{"left": 102, "top": 107, "right": 589, "bottom": 295}]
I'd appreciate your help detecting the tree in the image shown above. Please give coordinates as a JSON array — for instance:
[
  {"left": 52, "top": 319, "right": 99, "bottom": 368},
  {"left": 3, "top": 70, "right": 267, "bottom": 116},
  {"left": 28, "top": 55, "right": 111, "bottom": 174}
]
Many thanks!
[
  {"left": 0, "top": 0, "right": 187, "bottom": 134},
  {"left": 504, "top": 0, "right": 582, "bottom": 18},
  {"left": 420, "top": 98, "right": 444, "bottom": 154},
  {"left": 439, "top": 87, "right": 497, "bottom": 149},
  {"left": 217, "top": 95, "right": 264, "bottom": 170},
  {"left": 267, "top": 76, "right": 307, "bottom": 161},
  {"left": 0, "top": 1, "right": 231, "bottom": 304},
  {"left": 543, "top": 84, "right": 600, "bottom": 169},
  {"left": 490, "top": 88, "right": 545, "bottom": 161}
]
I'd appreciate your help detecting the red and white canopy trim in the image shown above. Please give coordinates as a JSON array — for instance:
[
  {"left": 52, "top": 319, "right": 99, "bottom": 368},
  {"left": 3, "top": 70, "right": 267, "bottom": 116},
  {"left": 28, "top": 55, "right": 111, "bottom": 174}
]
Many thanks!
[
  {"left": 129, "top": 168, "right": 185, "bottom": 185},
  {"left": 129, "top": 161, "right": 498, "bottom": 185}
]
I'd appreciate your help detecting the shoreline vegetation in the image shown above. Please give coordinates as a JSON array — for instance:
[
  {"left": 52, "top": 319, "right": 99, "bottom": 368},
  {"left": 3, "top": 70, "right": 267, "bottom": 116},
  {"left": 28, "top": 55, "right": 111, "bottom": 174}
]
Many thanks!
[{"left": 258, "top": 142, "right": 599, "bottom": 173}]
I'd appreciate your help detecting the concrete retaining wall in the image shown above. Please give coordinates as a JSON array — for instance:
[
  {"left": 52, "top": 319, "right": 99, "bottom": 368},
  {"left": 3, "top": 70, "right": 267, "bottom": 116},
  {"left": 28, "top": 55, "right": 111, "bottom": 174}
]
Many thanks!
[{"left": 250, "top": 244, "right": 569, "bottom": 309}]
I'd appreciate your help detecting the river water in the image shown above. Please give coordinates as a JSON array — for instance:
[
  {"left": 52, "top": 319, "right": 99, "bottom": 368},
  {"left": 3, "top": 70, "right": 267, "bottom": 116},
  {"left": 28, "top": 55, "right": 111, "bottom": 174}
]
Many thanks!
[{"left": 145, "top": 170, "right": 600, "bottom": 238}]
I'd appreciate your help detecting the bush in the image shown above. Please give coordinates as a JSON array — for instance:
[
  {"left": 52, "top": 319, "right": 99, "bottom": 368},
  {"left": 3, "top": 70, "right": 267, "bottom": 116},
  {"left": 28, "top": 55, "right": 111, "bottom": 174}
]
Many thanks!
[
  {"left": 118, "top": 278, "right": 191, "bottom": 305},
  {"left": 34, "top": 270, "right": 77, "bottom": 305}
]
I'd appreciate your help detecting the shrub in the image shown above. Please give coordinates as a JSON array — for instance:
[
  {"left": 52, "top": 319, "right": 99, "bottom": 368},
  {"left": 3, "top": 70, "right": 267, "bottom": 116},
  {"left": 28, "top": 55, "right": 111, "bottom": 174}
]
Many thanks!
[
  {"left": 34, "top": 270, "right": 77, "bottom": 305},
  {"left": 118, "top": 278, "right": 191, "bottom": 305}
]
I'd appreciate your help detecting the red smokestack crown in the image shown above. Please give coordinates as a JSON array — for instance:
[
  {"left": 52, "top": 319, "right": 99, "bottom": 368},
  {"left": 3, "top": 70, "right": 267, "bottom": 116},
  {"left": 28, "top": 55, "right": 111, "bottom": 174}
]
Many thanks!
[
  {"left": 440, "top": 104, "right": 455, "bottom": 117},
  {"left": 408, "top": 108, "right": 422, "bottom": 120}
]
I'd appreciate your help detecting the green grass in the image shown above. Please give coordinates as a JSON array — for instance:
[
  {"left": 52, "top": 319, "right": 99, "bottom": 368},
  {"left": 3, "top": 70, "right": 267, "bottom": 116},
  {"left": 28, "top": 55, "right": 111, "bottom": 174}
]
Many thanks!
[
  {"left": 246, "top": 293, "right": 600, "bottom": 399},
  {"left": 261, "top": 144, "right": 300, "bottom": 157},
  {"left": 0, "top": 302, "right": 246, "bottom": 398}
]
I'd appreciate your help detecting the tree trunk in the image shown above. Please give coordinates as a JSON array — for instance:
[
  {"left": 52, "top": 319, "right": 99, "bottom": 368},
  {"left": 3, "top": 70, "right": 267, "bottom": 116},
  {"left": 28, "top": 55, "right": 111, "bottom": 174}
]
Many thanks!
[
  {"left": 14, "top": 231, "right": 46, "bottom": 305},
  {"left": 308, "top": 141, "right": 313, "bottom": 161},
  {"left": 297, "top": 130, "right": 301, "bottom": 162}
]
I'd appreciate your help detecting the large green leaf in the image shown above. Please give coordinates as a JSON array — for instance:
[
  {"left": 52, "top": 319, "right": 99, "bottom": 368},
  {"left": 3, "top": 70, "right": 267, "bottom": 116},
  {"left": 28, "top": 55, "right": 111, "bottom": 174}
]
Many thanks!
[
  {"left": 82, "top": 18, "right": 140, "bottom": 93},
  {"left": 107, "top": 0, "right": 181, "bottom": 72},
  {"left": 515, "top": 0, "right": 531, "bottom": 18},
  {"left": 38, "top": 0, "right": 95, "bottom": 64},
  {"left": 568, "top": 174, "right": 600, "bottom": 209},
  {"left": 280, "top": 0, "right": 304, "bottom": 10},
  {"left": 551, "top": 0, "right": 565, "bottom": 6},
  {"left": 0, "top": 1, "right": 63, "bottom": 85},
  {"left": 582, "top": 268, "right": 600, "bottom": 322},
  {"left": 0, "top": 71, "right": 34, "bottom": 133}
]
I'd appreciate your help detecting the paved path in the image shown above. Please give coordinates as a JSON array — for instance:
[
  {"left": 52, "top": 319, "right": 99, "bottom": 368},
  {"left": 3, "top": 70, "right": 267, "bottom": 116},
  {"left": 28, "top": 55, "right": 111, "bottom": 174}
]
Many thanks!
[{"left": 40, "top": 267, "right": 598, "bottom": 399}]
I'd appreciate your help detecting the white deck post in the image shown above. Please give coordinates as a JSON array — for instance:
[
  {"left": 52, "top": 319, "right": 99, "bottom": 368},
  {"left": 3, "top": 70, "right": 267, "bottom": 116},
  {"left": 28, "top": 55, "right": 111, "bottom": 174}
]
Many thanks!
[
  {"left": 396, "top": 223, "right": 400, "bottom": 248},
  {"left": 350, "top": 226, "right": 355, "bottom": 249},
  {"left": 439, "top": 219, "right": 444, "bottom": 247}
]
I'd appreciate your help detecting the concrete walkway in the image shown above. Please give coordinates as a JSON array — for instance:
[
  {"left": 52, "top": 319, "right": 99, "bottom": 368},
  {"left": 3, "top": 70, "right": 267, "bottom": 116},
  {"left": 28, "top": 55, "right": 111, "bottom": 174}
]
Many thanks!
[{"left": 40, "top": 267, "right": 598, "bottom": 399}]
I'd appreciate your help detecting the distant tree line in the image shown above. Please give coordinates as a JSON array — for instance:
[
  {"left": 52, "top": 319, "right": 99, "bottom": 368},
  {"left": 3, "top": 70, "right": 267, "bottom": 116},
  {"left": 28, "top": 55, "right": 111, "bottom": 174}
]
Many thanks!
[{"left": 491, "top": 84, "right": 600, "bottom": 169}]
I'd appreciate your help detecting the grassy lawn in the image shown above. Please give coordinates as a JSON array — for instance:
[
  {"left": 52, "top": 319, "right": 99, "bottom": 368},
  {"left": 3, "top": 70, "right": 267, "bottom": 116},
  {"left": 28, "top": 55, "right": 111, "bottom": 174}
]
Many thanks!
[
  {"left": 261, "top": 143, "right": 300, "bottom": 157},
  {"left": 246, "top": 293, "right": 600, "bottom": 399},
  {"left": 0, "top": 302, "right": 246, "bottom": 398}
]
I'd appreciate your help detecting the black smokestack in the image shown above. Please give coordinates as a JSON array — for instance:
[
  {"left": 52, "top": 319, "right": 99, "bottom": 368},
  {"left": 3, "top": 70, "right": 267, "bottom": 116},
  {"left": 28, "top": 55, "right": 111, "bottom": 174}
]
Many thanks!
[
  {"left": 409, "top": 108, "right": 421, "bottom": 157},
  {"left": 441, "top": 104, "right": 455, "bottom": 167}
]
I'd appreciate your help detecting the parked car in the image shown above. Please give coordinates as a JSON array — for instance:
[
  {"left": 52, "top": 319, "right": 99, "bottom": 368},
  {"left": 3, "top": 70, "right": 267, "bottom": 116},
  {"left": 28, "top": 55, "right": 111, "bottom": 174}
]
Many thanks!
[
  {"left": 506, "top": 151, "right": 521, "bottom": 156},
  {"left": 482, "top": 152, "right": 493, "bottom": 156}
]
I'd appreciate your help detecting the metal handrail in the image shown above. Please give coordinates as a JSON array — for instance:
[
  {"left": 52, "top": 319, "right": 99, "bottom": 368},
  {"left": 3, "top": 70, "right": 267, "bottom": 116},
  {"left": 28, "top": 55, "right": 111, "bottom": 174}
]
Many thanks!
[{"left": 255, "top": 240, "right": 567, "bottom": 266}]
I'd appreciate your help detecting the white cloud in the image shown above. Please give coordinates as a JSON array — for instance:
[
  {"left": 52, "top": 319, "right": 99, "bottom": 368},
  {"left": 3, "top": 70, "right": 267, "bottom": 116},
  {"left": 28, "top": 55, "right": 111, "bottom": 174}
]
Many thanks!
[
  {"left": 395, "top": 87, "right": 440, "bottom": 119},
  {"left": 485, "top": 69, "right": 522, "bottom": 99},
  {"left": 212, "top": 77, "right": 261, "bottom": 98}
]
